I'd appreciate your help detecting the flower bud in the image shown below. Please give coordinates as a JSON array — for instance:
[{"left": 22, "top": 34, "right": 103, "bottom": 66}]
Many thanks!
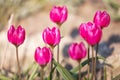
[
  {"left": 93, "top": 11, "right": 110, "bottom": 28},
  {"left": 7, "top": 25, "right": 25, "bottom": 46},
  {"left": 68, "top": 42, "right": 87, "bottom": 61},
  {"left": 79, "top": 22, "right": 102, "bottom": 45},
  {"left": 42, "top": 27, "right": 61, "bottom": 46},
  {"left": 34, "top": 47, "right": 52, "bottom": 66},
  {"left": 50, "top": 6, "right": 68, "bottom": 25}
]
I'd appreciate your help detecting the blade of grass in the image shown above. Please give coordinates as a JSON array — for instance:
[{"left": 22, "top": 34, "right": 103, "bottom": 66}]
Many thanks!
[
  {"left": 23, "top": 62, "right": 36, "bottom": 76},
  {"left": 70, "top": 56, "right": 105, "bottom": 73},
  {"left": 53, "top": 59, "right": 75, "bottom": 80},
  {"left": 112, "top": 74, "right": 120, "bottom": 80},
  {"left": 47, "top": 66, "right": 56, "bottom": 80},
  {"left": 28, "top": 63, "right": 39, "bottom": 80},
  {"left": 0, "top": 75, "right": 12, "bottom": 80}
]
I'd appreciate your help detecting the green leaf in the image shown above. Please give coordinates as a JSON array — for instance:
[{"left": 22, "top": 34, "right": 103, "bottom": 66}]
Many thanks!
[
  {"left": 28, "top": 63, "right": 39, "bottom": 80},
  {"left": 84, "top": 76, "right": 88, "bottom": 80},
  {"left": 112, "top": 74, "right": 120, "bottom": 80},
  {"left": 47, "top": 66, "right": 56, "bottom": 80},
  {"left": 12, "top": 74, "right": 19, "bottom": 80},
  {"left": 23, "top": 62, "right": 36, "bottom": 79},
  {"left": 104, "top": 66, "right": 107, "bottom": 80},
  {"left": 53, "top": 59, "right": 75, "bottom": 80},
  {"left": 0, "top": 75, "right": 11, "bottom": 80},
  {"left": 70, "top": 56, "right": 105, "bottom": 73},
  {"left": 23, "top": 62, "right": 35, "bottom": 75}
]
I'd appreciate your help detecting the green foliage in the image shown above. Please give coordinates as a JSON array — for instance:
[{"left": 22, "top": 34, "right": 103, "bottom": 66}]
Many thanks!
[
  {"left": 47, "top": 66, "right": 56, "bottom": 80},
  {"left": 0, "top": 56, "right": 105, "bottom": 80},
  {"left": 70, "top": 56, "right": 105, "bottom": 73},
  {"left": 53, "top": 59, "right": 75, "bottom": 80},
  {"left": 112, "top": 74, "right": 120, "bottom": 80},
  {"left": 28, "top": 63, "right": 39, "bottom": 80},
  {"left": 0, "top": 75, "right": 11, "bottom": 80}
]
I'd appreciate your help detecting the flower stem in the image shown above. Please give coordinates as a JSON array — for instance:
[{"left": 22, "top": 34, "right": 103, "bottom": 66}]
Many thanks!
[
  {"left": 57, "top": 45, "right": 59, "bottom": 64},
  {"left": 41, "top": 66, "right": 44, "bottom": 80},
  {"left": 78, "top": 60, "right": 81, "bottom": 80},
  {"left": 87, "top": 44, "right": 90, "bottom": 80},
  {"left": 56, "top": 23, "right": 61, "bottom": 80},
  {"left": 50, "top": 46, "right": 54, "bottom": 80},
  {"left": 57, "top": 44, "right": 60, "bottom": 80},
  {"left": 50, "top": 61, "right": 53, "bottom": 80},
  {"left": 16, "top": 46, "right": 21, "bottom": 79},
  {"left": 92, "top": 46, "right": 95, "bottom": 80},
  {"left": 104, "top": 65, "right": 107, "bottom": 80},
  {"left": 95, "top": 44, "right": 98, "bottom": 80}
]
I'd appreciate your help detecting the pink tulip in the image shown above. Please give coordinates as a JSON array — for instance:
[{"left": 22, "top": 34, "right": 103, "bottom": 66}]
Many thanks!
[
  {"left": 42, "top": 27, "right": 61, "bottom": 46},
  {"left": 50, "top": 6, "right": 68, "bottom": 25},
  {"left": 34, "top": 47, "right": 52, "bottom": 66},
  {"left": 79, "top": 22, "right": 102, "bottom": 45},
  {"left": 93, "top": 11, "right": 110, "bottom": 28},
  {"left": 68, "top": 42, "right": 87, "bottom": 61},
  {"left": 7, "top": 25, "right": 25, "bottom": 46}
]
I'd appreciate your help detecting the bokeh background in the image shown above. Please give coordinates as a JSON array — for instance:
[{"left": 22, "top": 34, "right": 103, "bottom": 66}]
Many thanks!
[{"left": 0, "top": 0, "right": 120, "bottom": 80}]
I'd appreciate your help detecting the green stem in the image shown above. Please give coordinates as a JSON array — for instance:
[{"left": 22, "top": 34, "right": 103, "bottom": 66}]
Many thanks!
[
  {"left": 57, "top": 44, "right": 60, "bottom": 80},
  {"left": 95, "top": 44, "right": 98, "bottom": 80},
  {"left": 111, "top": 70, "right": 113, "bottom": 80},
  {"left": 56, "top": 23, "right": 61, "bottom": 80},
  {"left": 87, "top": 44, "right": 90, "bottom": 80},
  {"left": 50, "top": 60, "right": 53, "bottom": 80},
  {"left": 50, "top": 46, "right": 54, "bottom": 80},
  {"left": 16, "top": 46, "right": 21, "bottom": 79},
  {"left": 41, "top": 66, "right": 44, "bottom": 80},
  {"left": 104, "top": 65, "right": 107, "bottom": 80},
  {"left": 57, "top": 45, "right": 59, "bottom": 64},
  {"left": 92, "top": 46, "right": 95, "bottom": 80},
  {"left": 78, "top": 61, "right": 81, "bottom": 80}
]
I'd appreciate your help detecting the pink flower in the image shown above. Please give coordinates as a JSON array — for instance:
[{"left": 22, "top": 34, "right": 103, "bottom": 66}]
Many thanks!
[
  {"left": 50, "top": 6, "right": 68, "bottom": 25},
  {"left": 34, "top": 47, "right": 52, "bottom": 66},
  {"left": 79, "top": 22, "right": 102, "bottom": 45},
  {"left": 42, "top": 27, "right": 61, "bottom": 46},
  {"left": 93, "top": 11, "right": 110, "bottom": 28},
  {"left": 7, "top": 25, "right": 25, "bottom": 46},
  {"left": 68, "top": 42, "right": 87, "bottom": 61}
]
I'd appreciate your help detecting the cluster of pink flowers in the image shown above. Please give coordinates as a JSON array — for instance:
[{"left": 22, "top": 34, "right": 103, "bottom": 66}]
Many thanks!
[
  {"left": 80, "top": 11, "right": 110, "bottom": 46},
  {"left": 93, "top": 11, "right": 110, "bottom": 29},
  {"left": 7, "top": 5, "right": 110, "bottom": 78},
  {"left": 79, "top": 22, "right": 102, "bottom": 45},
  {"left": 35, "top": 6, "right": 68, "bottom": 66}
]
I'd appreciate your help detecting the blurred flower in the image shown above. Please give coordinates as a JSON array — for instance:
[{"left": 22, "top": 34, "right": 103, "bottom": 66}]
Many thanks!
[
  {"left": 42, "top": 27, "right": 61, "bottom": 46},
  {"left": 93, "top": 11, "right": 110, "bottom": 28},
  {"left": 68, "top": 42, "right": 87, "bottom": 61},
  {"left": 34, "top": 47, "right": 52, "bottom": 66},
  {"left": 7, "top": 25, "right": 25, "bottom": 46},
  {"left": 79, "top": 22, "right": 102, "bottom": 45},
  {"left": 50, "top": 6, "right": 68, "bottom": 25}
]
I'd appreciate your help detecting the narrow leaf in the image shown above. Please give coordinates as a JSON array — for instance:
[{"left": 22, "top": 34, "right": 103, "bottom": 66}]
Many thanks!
[
  {"left": 28, "top": 63, "right": 39, "bottom": 80},
  {"left": 112, "top": 74, "right": 120, "bottom": 80},
  {"left": 47, "top": 66, "right": 56, "bottom": 80},
  {"left": 70, "top": 56, "right": 105, "bottom": 73},
  {"left": 23, "top": 62, "right": 35, "bottom": 75},
  {"left": 0, "top": 75, "right": 11, "bottom": 80},
  {"left": 104, "top": 66, "right": 107, "bottom": 80},
  {"left": 53, "top": 59, "right": 75, "bottom": 80}
]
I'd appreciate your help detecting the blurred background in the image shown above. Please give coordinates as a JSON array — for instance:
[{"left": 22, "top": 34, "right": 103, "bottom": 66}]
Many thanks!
[{"left": 0, "top": 0, "right": 120, "bottom": 79}]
